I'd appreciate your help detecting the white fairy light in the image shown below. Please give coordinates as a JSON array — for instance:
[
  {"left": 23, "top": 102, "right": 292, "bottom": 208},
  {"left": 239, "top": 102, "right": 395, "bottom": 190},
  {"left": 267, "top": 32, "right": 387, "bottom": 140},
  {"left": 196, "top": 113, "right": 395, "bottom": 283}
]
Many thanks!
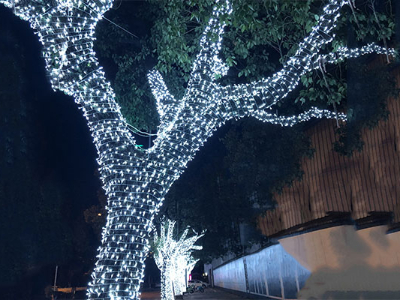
[
  {"left": 1, "top": 0, "right": 395, "bottom": 299},
  {"left": 153, "top": 220, "right": 203, "bottom": 300}
]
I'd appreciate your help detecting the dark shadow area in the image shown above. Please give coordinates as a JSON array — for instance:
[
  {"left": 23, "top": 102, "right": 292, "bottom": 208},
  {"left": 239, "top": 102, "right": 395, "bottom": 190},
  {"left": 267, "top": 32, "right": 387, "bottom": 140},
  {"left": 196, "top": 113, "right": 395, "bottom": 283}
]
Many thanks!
[{"left": 0, "top": 5, "right": 101, "bottom": 300}]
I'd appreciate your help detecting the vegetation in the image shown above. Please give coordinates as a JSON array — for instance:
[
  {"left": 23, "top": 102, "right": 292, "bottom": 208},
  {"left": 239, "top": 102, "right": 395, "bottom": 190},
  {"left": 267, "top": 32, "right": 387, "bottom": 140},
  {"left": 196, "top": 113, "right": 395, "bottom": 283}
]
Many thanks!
[{"left": 334, "top": 58, "right": 399, "bottom": 156}]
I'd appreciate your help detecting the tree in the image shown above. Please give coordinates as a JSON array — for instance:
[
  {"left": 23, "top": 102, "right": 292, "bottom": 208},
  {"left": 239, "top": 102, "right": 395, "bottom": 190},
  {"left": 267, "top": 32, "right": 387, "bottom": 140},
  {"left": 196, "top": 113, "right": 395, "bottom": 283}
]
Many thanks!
[
  {"left": 0, "top": 0, "right": 394, "bottom": 299},
  {"left": 142, "top": 0, "right": 397, "bottom": 260},
  {"left": 152, "top": 219, "right": 202, "bottom": 299}
]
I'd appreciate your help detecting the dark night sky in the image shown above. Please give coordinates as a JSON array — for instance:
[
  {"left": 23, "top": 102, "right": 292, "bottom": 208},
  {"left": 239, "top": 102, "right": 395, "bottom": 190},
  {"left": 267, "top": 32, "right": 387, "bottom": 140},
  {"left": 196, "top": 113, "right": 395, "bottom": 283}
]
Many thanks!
[
  {"left": 0, "top": 4, "right": 163, "bottom": 299},
  {"left": 0, "top": 5, "right": 100, "bottom": 201},
  {"left": 0, "top": 5, "right": 102, "bottom": 298}
]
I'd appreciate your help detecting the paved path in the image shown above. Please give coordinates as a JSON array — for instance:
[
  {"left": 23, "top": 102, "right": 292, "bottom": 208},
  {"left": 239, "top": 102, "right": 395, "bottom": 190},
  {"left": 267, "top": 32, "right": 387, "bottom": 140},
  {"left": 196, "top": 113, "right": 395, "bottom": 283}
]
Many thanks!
[
  {"left": 140, "top": 287, "right": 253, "bottom": 300},
  {"left": 183, "top": 287, "right": 247, "bottom": 299}
]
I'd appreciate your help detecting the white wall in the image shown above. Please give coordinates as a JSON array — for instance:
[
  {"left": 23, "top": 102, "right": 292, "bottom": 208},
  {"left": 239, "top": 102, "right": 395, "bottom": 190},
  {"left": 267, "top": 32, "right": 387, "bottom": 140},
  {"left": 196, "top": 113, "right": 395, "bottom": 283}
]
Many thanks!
[
  {"left": 213, "top": 244, "right": 311, "bottom": 299},
  {"left": 212, "top": 226, "right": 400, "bottom": 299},
  {"left": 213, "top": 257, "right": 247, "bottom": 291}
]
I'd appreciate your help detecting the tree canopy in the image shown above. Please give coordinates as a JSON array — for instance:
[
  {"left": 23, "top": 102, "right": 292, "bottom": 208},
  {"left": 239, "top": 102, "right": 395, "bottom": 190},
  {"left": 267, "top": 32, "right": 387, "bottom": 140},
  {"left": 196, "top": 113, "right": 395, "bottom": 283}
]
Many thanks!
[{"left": 96, "top": 0, "right": 396, "bottom": 127}]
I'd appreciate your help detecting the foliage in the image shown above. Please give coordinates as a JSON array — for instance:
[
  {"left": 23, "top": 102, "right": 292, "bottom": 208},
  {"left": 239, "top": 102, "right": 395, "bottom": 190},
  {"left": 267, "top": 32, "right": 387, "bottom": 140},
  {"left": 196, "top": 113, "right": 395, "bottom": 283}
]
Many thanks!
[
  {"left": 223, "top": 120, "right": 315, "bottom": 197},
  {"left": 294, "top": 0, "right": 395, "bottom": 108},
  {"left": 334, "top": 59, "right": 399, "bottom": 156},
  {"left": 94, "top": 2, "right": 159, "bottom": 131}
]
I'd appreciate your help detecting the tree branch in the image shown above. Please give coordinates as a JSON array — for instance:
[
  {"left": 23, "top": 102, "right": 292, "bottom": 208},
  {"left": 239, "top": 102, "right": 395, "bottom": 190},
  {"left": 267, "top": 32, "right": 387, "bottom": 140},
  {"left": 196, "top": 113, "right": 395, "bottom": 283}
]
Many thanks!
[
  {"left": 189, "top": 0, "right": 231, "bottom": 81},
  {"left": 229, "top": 104, "right": 346, "bottom": 127},
  {"left": 216, "top": 0, "right": 346, "bottom": 121},
  {"left": 148, "top": 70, "right": 182, "bottom": 131},
  {"left": 311, "top": 44, "right": 396, "bottom": 70}
]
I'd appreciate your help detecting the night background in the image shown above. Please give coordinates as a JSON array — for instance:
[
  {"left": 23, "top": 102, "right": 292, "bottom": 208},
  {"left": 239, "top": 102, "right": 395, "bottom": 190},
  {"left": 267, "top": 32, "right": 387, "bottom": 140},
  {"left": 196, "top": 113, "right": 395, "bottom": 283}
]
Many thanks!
[
  {"left": 0, "top": 4, "right": 104, "bottom": 298},
  {"left": 0, "top": 0, "right": 397, "bottom": 299}
]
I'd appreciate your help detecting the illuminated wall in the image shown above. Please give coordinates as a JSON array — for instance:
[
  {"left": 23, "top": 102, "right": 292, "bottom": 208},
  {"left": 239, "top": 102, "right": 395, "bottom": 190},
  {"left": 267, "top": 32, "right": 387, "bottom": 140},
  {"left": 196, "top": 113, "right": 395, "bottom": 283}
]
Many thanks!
[
  {"left": 213, "top": 244, "right": 310, "bottom": 299},
  {"left": 213, "top": 226, "right": 400, "bottom": 299},
  {"left": 213, "top": 258, "right": 247, "bottom": 292}
]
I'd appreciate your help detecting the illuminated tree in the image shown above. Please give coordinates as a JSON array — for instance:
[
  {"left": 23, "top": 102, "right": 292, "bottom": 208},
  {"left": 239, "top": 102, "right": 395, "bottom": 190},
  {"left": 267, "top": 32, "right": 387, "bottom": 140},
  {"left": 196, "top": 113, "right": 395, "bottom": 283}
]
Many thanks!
[
  {"left": 0, "top": 0, "right": 394, "bottom": 299},
  {"left": 172, "top": 253, "right": 199, "bottom": 296},
  {"left": 153, "top": 219, "right": 203, "bottom": 300}
]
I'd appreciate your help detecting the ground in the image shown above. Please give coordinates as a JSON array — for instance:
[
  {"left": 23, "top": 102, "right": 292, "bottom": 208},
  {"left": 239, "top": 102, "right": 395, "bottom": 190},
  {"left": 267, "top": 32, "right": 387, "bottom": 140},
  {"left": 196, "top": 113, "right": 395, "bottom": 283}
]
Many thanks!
[{"left": 140, "top": 287, "right": 268, "bottom": 300}]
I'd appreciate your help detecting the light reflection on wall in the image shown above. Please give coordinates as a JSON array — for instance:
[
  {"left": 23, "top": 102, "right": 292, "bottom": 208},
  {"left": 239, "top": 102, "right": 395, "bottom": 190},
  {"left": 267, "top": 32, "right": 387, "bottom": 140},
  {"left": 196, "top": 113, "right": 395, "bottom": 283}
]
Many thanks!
[{"left": 213, "top": 244, "right": 310, "bottom": 299}]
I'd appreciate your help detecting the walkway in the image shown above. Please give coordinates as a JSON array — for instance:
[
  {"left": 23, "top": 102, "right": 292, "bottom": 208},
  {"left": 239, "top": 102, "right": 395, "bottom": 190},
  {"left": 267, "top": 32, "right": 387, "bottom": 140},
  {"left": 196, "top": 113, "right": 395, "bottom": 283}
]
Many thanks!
[{"left": 140, "top": 287, "right": 267, "bottom": 300}]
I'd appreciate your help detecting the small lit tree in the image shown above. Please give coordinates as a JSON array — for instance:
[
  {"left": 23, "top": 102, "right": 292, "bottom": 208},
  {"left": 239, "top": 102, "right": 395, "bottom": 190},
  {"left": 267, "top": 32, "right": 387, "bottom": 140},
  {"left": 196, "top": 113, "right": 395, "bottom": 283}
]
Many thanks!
[
  {"left": 153, "top": 219, "right": 203, "bottom": 300},
  {"left": 0, "top": 0, "right": 394, "bottom": 299},
  {"left": 172, "top": 253, "right": 199, "bottom": 296}
]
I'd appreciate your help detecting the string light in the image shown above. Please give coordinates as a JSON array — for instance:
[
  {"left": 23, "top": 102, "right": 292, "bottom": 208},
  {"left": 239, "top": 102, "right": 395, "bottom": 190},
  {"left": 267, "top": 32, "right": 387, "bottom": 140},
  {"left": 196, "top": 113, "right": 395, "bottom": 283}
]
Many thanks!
[
  {"left": 1, "top": 0, "right": 394, "bottom": 299},
  {"left": 153, "top": 220, "right": 203, "bottom": 300}
]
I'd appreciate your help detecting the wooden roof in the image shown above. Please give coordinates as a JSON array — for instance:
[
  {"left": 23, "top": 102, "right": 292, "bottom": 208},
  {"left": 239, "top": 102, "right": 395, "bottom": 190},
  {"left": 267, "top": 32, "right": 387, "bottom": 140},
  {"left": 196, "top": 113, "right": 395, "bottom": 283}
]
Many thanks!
[{"left": 258, "top": 63, "right": 400, "bottom": 238}]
